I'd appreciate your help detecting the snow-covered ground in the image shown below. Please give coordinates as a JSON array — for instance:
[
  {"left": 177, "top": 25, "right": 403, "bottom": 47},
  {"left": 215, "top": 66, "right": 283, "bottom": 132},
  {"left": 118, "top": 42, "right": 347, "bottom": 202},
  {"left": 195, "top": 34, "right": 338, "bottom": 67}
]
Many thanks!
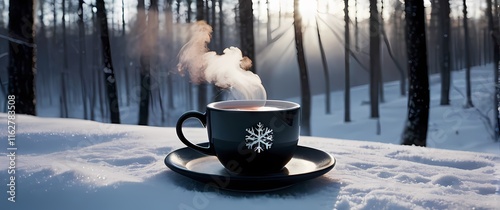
[
  {"left": 0, "top": 65, "right": 499, "bottom": 209},
  {"left": 0, "top": 114, "right": 499, "bottom": 210}
]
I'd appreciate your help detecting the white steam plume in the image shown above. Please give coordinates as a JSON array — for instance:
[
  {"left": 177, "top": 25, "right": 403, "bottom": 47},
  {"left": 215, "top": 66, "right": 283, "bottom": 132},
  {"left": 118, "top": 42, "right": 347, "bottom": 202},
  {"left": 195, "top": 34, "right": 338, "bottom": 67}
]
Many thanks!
[{"left": 177, "top": 21, "right": 267, "bottom": 100}]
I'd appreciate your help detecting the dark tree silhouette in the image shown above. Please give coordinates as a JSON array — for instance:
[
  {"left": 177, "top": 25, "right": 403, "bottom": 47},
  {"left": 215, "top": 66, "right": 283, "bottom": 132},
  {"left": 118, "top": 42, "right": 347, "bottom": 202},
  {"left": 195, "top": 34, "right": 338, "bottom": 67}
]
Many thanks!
[
  {"left": 462, "top": 0, "right": 473, "bottom": 108},
  {"left": 137, "top": 0, "right": 148, "bottom": 125},
  {"left": 7, "top": 0, "right": 36, "bottom": 115},
  {"left": 138, "top": 0, "right": 158, "bottom": 125},
  {"left": 293, "top": 0, "right": 311, "bottom": 136},
  {"left": 428, "top": 0, "right": 440, "bottom": 74},
  {"left": 369, "top": 0, "right": 380, "bottom": 118},
  {"left": 90, "top": 3, "right": 98, "bottom": 121},
  {"left": 196, "top": 0, "right": 204, "bottom": 20},
  {"left": 315, "top": 14, "right": 330, "bottom": 114},
  {"left": 210, "top": 0, "right": 223, "bottom": 102},
  {"left": 439, "top": 0, "right": 451, "bottom": 105},
  {"left": 37, "top": 0, "right": 50, "bottom": 106},
  {"left": 266, "top": 0, "right": 271, "bottom": 44},
  {"left": 219, "top": 0, "right": 224, "bottom": 52},
  {"left": 78, "top": 0, "right": 88, "bottom": 119},
  {"left": 165, "top": 0, "right": 175, "bottom": 110},
  {"left": 392, "top": 1, "right": 406, "bottom": 79},
  {"left": 354, "top": 0, "right": 359, "bottom": 51},
  {"left": 379, "top": 0, "right": 385, "bottom": 103},
  {"left": 344, "top": 0, "right": 351, "bottom": 122},
  {"left": 61, "top": 0, "right": 68, "bottom": 117},
  {"left": 96, "top": 0, "right": 121, "bottom": 123},
  {"left": 401, "top": 0, "right": 430, "bottom": 147},
  {"left": 195, "top": 0, "right": 207, "bottom": 111},
  {"left": 122, "top": 0, "right": 131, "bottom": 107},
  {"left": 487, "top": 0, "right": 500, "bottom": 140},
  {"left": 238, "top": 0, "right": 256, "bottom": 73}
]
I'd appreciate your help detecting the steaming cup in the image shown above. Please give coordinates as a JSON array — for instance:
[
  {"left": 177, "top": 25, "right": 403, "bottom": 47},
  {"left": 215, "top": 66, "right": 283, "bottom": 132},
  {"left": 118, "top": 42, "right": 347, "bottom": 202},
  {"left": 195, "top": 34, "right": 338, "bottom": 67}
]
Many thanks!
[{"left": 176, "top": 100, "right": 301, "bottom": 174}]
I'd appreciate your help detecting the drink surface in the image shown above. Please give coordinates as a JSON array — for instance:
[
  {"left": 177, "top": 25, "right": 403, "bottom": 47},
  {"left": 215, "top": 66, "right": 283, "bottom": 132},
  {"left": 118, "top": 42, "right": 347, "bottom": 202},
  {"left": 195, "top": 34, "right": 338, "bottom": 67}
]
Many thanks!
[
  {"left": 208, "top": 100, "right": 300, "bottom": 111},
  {"left": 222, "top": 106, "right": 281, "bottom": 111}
]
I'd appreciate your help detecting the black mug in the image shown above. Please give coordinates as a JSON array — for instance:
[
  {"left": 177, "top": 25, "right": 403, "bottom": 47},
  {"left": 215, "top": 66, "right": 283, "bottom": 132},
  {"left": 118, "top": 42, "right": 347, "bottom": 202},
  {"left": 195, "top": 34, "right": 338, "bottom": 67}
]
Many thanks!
[{"left": 176, "top": 100, "right": 301, "bottom": 174}]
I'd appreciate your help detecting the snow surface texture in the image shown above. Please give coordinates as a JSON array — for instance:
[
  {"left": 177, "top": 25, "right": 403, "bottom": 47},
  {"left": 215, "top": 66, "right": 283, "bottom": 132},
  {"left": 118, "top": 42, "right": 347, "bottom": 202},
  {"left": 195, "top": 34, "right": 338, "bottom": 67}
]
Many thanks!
[{"left": 0, "top": 114, "right": 499, "bottom": 209}]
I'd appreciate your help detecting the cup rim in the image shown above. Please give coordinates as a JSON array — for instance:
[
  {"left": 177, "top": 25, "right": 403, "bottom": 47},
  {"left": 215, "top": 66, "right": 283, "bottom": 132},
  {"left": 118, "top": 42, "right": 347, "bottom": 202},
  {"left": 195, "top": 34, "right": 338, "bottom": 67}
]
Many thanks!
[{"left": 207, "top": 100, "right": 300, "bottom": 112}]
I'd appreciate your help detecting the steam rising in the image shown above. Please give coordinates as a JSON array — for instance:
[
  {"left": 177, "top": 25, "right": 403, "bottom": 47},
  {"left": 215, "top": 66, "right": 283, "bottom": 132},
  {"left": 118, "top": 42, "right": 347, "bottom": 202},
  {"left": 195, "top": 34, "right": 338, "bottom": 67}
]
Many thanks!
[{"left": 177, "top": 21, "right": 267, "bottom": 100}]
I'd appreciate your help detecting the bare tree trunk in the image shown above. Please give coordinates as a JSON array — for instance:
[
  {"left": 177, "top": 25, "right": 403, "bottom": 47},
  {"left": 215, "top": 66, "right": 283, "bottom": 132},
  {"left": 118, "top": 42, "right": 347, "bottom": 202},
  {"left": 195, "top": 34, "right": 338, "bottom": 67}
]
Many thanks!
[
  {"left": 462, "top": 0, "right": 473, "bottom": 108},
  {"left": 211, "top": 0, "right": 216, "bottom": 49},
  {"left": 266, "top": 0, "right": 271, "bottom": 44},
  {"left": 204, "top": 0, "right": 209, "bottom": 21},
  {"left": 354, "top": 0, "right": 359, "bottom": 51},
  {"left": 439, "top": 0, "right": 451, "bottom": 105},
  {"left": 37, "top": 0, "right": 48, "bottom": 106},
  {"left": 96, "top": 0, "right": 121, "bottom": 124},
  {"left": 473, "top": 23, "right": 479, "bottom": 67},
  {"left": 379, "top": 0, "right": 385, "bottom": 103},
  {"left": 344, "top": 0, "right": 351, "bottom": 122},
  {"left": 496, "top": 0, "right": 500, "bottom": 141},
  {"left": 428, "top": 0, "right": 439, "bottom": 74},
  {"left": 396, "top": 2, "right": 407, "bottom": 71},
  {"left": 487, "top": 0, "right": 500, "bottom": 141},
  {"left": 7, "top": 0, "right": 36, "bottom": 115},
  {"left": 61, "top": 0, "right": 69, "bottom": 117},
  {"left": 401, "top": 0, "right": 430, "bottom": 147},
  {"left": 122, "top": 0, "right": 131, "bottom": 107},
  {"left": 49, "top": 0, "right": 58, "bottom": 106},
  {"left": 90, "top": 4, "right": 97, "bottom": 121},
  {"left": 294, "top": 0, "right": 311, "bottom": 136},
  {"left": 196, "top": 0, "right": 207, "bottom": 111},
  {"left": 455, "top": 16, "right": 463, "bottom": 71},
  {"left": 484, "top": 27, "right": 489, "bottom": 65},
  {"left": 137, "top": 0, "right": 148, "bottom": 125},
  {"left": 315, "top": 15, "right": 331, "bottom": 114},
  {"left": 210, "top": 0, "right": 222, "bottom": 102},
  {"left": 196, "top": 0, "right": 204, "bottom": 20},
  {"left": 238, "top": 0, "right": 256, "bottom": 73},
  {"left": 150, "top": 0, "right": 160, "bottom": 122},
  {"left": 219, "top": 0, "right": 224, "bottom": 50},
  {"left": 369, "top": 0, "right": 380, "bottom": 118},
  {"left": 165, "top": 0, "right": 175, "bottom": 110},
  {"left": 213, "top": 0, "right": 225, "bottom": 102},
  {"left": 78, "top": 0, "right": 88, "bottom": 119}
]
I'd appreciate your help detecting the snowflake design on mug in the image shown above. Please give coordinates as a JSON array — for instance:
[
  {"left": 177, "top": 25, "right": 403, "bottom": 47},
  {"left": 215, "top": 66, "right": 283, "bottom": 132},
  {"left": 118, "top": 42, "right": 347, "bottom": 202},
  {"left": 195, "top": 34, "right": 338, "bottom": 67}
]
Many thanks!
[{"left": 245, "top": 122, "right": 273, "bottom": 153}]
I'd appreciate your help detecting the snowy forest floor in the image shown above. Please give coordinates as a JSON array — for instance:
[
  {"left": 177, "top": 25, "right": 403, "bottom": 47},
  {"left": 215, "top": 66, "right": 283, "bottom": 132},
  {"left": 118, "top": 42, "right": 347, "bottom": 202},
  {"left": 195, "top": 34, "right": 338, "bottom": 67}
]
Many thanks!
[
  {"left": 36, "top": 64, "right": 500, "bottom": 155},
  {"left": 306, "top": 64, "right": 499, "bottom": 154}
]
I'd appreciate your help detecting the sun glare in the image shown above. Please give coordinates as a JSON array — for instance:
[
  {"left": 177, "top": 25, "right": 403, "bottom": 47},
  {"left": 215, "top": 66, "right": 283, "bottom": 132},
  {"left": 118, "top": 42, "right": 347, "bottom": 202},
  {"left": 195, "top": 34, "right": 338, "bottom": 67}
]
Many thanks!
[{"left": 298, "top": 0, "right": 318, "bottom": 23}]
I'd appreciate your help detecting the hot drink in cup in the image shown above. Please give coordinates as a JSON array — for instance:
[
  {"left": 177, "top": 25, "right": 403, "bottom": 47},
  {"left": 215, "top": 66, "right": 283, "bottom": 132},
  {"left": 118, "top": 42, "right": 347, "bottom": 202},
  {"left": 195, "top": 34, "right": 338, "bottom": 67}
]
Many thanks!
[{"left": 176, "top": 100, "right": 301, "bottom": 174}]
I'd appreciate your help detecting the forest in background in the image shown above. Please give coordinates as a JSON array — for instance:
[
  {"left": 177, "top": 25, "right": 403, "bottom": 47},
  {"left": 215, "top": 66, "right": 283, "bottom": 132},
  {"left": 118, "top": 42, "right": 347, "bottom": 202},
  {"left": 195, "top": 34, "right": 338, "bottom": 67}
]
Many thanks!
[{"left": 1, "top": 0, "right": 499, "bottom": 145}]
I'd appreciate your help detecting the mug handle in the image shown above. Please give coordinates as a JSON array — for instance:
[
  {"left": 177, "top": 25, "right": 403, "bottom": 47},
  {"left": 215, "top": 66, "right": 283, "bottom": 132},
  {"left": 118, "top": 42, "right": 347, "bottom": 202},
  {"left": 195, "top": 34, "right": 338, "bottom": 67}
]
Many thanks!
[{"left": 176, "top": 111, "right": 215, "bottom": 155}]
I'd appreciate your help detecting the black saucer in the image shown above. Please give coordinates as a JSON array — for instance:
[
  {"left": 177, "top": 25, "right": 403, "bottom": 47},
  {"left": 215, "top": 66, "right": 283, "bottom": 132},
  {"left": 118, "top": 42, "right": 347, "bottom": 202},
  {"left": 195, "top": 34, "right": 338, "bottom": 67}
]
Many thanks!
[{"left": 164, "top": 144, "right": 336, "bottom": 192}]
